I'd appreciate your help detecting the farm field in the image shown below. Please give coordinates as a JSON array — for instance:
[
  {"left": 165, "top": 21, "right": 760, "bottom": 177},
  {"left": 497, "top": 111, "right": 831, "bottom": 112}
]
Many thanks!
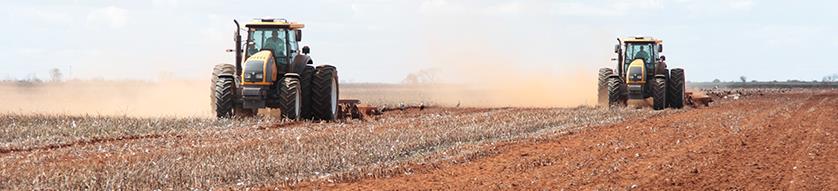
[
  {"left": 1, "top": 84, "right": 835, "bottom": 190},
  {"left": 0, "top": 105, "right": 650, "bottom": 190},
  {"left": 300, "top": 88, "right": 838, "bottom": 190}
]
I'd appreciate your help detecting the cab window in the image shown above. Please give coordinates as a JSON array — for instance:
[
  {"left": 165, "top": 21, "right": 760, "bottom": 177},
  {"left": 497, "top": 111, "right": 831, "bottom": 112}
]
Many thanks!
[
  {"left": 287, "top": 30, "right": 298, "bottom": 55},
  {"left": 247, "top": 28, "right": 287, "bottom": 57}
]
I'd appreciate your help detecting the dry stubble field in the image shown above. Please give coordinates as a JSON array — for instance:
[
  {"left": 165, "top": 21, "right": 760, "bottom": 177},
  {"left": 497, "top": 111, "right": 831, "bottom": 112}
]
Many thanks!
[{"left": 0, "top": 83, "right": 835, "bottom": 190}]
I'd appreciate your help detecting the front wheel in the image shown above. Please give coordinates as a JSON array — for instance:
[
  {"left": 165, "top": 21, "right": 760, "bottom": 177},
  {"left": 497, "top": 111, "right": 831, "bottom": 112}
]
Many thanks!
[
  {"left": 213, "top": 77, "right": 235, "bottom": 118},
  {"left": 278, "top": 76, "right": 302, "bottom": 120},
  {"left": 607, "top": 77, "right": 626, "bottom": 108},
  {"left": 652, "top": 78, "right": 667, "bottom": 110}
]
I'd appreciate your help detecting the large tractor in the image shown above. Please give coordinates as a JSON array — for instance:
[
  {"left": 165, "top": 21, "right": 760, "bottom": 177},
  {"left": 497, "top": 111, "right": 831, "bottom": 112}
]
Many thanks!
[
  {"left": 598, "top": 36, "right": 686, "bottom": 110},
  {"left": 211, "top": 18, "right": 339, "bottom": 120}
]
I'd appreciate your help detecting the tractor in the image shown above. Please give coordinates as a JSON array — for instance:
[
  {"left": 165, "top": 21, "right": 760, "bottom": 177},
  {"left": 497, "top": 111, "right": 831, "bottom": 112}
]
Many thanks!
[
  {"left": 598, "top": 36, "right": 686, "bottom": 110},
  {"left": 211, "top": 18, "right": 340, "bottom": 120}
]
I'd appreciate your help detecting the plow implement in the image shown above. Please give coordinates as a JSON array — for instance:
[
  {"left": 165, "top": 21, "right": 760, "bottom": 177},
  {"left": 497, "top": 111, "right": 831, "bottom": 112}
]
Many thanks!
[{"left": 685, "top": 91, "right": 713, "bottom": 107}]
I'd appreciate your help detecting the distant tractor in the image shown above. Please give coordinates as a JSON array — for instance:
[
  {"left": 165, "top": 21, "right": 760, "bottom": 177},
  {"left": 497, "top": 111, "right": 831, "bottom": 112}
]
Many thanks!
[
  {"left": 211, "top": 18, "right": 340, "bottom": 120},
  {"left": 598, "top": 36, "right": 686, "bottom": 110}
]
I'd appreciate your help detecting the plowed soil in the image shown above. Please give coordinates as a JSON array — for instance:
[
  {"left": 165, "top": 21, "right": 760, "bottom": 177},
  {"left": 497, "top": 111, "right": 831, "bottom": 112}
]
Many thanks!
[
  {"left": 304, "top": 90, "right": 838, "bottom": 190},
  {"left": 2, "top": 89, "right": 835, "bottom": 190}
]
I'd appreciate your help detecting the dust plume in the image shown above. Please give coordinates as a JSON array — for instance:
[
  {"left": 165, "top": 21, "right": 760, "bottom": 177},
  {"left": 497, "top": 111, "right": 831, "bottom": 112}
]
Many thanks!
[
  {"left": 0, "top": 80, "right": 212, "bottom": 117},
  {"left": 403, "top": 50, "right": 598, "bottom": 108},
  {"left": 403, "top": 14, "right": 607, "bottom": 108}
]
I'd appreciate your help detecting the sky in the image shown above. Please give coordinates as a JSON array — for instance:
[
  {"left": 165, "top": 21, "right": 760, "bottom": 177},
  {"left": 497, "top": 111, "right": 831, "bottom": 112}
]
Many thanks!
[{"left": 1, "top": 0, "right": 836, "bottom": 83}]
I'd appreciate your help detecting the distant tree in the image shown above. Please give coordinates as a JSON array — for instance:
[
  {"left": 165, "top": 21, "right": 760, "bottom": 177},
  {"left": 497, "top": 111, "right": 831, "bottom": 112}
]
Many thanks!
[
  {"left": 402, "top": 69, "right": 439, "bottom": 84},
  {"left": 712, "top": 79, "right": 721, "bottom": 83},
  {"left": 739, "top": 76, "right": 747, "bottom": 83},
  {"left": 49, "top": 68, "right": 63, "bottom": 82},
  {"left": 751, "top": 80, "right": 758, "bottom": 83}
]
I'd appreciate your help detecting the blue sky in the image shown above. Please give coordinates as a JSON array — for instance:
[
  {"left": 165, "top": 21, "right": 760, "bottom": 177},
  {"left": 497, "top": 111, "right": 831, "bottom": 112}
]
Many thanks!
[{"left": 1, "top": 0, "right": 836, "bottom": 82}]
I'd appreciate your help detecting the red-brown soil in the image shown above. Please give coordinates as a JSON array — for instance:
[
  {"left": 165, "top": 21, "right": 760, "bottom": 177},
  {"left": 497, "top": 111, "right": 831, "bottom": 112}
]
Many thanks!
[{"left": 303, "top": 90, "right": 838, "bottom": 190}]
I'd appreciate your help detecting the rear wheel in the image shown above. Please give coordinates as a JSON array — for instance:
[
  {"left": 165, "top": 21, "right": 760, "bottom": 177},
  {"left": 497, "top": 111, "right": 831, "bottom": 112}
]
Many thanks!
[
  {"left": 278, "top": 77, "right": 301, "bottom": 120},
  {"left": 299, "top": 66, "right": 316, "bottom": 119},
  {"left": 607, "top": 77, "right": 625, "bottom": 107},
  {"left": 668, "top": 68, "right": 686, "bottom": 109},
  {"left": 598, "top": 68, "right": 614, "bottom": 106},
  {"left": 312, "top": 65, "right": 339, "bottom": 121},
  {"left": 653, "top": 77, "right": 667, "bottom": 110}
]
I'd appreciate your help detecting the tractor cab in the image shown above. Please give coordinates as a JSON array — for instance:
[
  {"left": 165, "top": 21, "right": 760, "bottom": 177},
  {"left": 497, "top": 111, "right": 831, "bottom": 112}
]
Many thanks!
[
  {"left": 243, "top": 18, "right": 304, "bottom": 62},
  {"left": 619, "top": 37, "right": 663, "bottom": 85},
  {"left": 240, "top": 18, "right": 305, "bottom": 82}
]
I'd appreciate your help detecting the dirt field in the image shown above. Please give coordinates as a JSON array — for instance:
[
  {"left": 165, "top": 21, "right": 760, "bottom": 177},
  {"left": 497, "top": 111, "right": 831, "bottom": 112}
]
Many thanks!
[
  {"left": 1, "top": 88, "right": 835, "bottom": 190},
  {"left": 299, "top": 89, "right": 837, "bottom": 190}
]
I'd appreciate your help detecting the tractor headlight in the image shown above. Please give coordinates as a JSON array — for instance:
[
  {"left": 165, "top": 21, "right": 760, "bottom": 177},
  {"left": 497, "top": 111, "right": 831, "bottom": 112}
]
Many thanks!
[{"left": 255, "top": 73, "right": 263, "bottom": 80}]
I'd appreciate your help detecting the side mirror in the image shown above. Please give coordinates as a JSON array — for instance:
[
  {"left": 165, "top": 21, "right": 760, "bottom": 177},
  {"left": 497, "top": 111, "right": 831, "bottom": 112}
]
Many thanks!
[
  {"left": 658, "top": 44, "right": 663, "bottom": 52},
  {"left": 614, "top": 44, "right": 620, "bottom": 53},
  {"left": 302, "top": 46, "right": 310, "bottom": 55},
  {"left": 295, "top": 30, "right": 302, "bottom": 42}
]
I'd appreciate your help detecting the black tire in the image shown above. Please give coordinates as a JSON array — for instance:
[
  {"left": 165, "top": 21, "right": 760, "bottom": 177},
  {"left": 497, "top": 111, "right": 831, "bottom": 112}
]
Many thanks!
[
  {"left": 278, "top": 77, "right": 302, "bottom": 120},
  {"left": 211, "top": 64, "right": 236, "bottom": 118},
  {"left": 607, "top": 77, "right": 625, "bottom": 107},
  {"left": 598, "top": 68, "right": 614, "bottom": 106},
  {"left": 653, "top": 77, "right": 667, "bottom": 110},
  {"left": 299, "top": 66, "right": 316, "bottom": 119},
  {"left": 668, "top": 68, "right": 686, "bottom": 109},
  {"left": 213, "top": 77, "right": 235, "bottom": 118},
  {"left": 311, "top": 65, "right": 339, "bottom": 121}
]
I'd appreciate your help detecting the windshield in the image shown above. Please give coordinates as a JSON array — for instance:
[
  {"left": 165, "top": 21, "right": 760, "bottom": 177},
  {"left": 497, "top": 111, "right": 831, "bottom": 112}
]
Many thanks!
[
  {"left": 625, "top": 43, "right": 654, "bottom": 64},
  {"left": 247, "top": 28, "right": 288, "bottom": 57}
]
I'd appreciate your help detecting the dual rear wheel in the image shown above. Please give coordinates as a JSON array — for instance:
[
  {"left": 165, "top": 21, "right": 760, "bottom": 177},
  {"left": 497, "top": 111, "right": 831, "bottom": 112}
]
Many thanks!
[{"left": 278, "top": 65, "right": 339, "bottom": 121}]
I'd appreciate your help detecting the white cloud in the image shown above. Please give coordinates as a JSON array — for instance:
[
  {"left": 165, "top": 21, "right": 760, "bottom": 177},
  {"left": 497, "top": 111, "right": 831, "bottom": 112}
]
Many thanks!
[
  {"left": 752, "top": 25, "right": 825, "bottom": 47},
  {"left": 484, "top": 2, "right": 522, "bottom": 15},
  {"left": 152, "top": 0, "right": 179, "bottom": 9},
  {"left": 86, "top": 6, "right": 127, "bottom": 29},
  {"left": 677, "top": 0, "right": 756, "bottom": 17},
  {"left": 6, "top": 7, "right": 75, "bottom": 25},
  {"left": 552, "top": 0, "right": 663, "bottom": 16},
  {"left": 418, "top": 0, "right": 461, "bottom": 14},
  {"left": 728, "top": 0, "right": 754, "bottom": 10}
]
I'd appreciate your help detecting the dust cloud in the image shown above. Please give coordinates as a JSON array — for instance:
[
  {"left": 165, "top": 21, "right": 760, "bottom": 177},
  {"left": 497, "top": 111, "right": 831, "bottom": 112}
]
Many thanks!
[
  {"left": 402, "top": 52, "right": 598, "bottom": 108},
  {"left": 403, "top": 15, "right": 605, "bottom": 108},
  {"left": 0, "top": 80, "right": 212, "bottom": 118}
]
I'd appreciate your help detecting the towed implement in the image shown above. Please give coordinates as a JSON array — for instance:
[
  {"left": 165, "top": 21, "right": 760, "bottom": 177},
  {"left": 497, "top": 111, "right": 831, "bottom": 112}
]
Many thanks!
[{"left": 211, "top": 18, "right": 360, "bottom": 120}]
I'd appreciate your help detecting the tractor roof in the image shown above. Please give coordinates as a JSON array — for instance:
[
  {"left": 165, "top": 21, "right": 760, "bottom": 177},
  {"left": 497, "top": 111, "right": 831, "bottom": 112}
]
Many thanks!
[
  {"left": 622, "top": 36, "right": 662, "bottom": 44},
  {"left": 245, "top": 18, "right": 304, "bottom": 29}
]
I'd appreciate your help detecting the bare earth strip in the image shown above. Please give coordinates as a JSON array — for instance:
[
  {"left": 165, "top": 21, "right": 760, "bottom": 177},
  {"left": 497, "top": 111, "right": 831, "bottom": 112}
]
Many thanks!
[{"left": 312, "top": 90, "right": 837, "bottom": 190}]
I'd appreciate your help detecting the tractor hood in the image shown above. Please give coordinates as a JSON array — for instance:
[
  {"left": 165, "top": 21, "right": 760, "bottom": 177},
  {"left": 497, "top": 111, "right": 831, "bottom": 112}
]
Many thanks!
[
  {"left": 626, "top": 59, "right": 645, "bottom": 84},
  {"left": 241, "top": 50, "right": 277, "bottom": 86}
]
